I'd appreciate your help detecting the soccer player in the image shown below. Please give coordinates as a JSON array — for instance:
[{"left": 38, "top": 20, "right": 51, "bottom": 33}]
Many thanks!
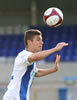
[{"left": 3, "top": 29, "right": 68, "bottom": 100}]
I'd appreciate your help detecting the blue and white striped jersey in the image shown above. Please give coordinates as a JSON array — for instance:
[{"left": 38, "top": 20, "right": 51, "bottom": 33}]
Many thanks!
[{"left": 5, "top": 50, "right": 38, "bottom": 100}]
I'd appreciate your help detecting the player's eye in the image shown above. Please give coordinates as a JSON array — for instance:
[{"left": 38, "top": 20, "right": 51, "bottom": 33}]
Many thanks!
[{"left": 37, "top": 38, "right": 40, "bottom": 41}]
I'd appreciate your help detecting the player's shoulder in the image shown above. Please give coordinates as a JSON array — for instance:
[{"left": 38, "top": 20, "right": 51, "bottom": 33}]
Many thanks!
[
  {"left": 15, "top": 49, "right": 32, "bottom": 63},
  {"left": 18, "top": 50, "right": 28, "bottom": 56},
  {"left": 17, "top": 49, "right": 32, "bottom": 58}
]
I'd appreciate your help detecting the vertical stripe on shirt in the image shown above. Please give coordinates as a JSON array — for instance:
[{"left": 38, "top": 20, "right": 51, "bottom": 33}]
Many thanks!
[{"left": 20, "top": 63, "right": 34, "bottom": 100}]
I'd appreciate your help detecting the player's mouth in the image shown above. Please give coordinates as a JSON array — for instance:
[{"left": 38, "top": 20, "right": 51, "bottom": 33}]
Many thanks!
[{"left": 39, "top": 45, "right": 43, "bottom": 48}]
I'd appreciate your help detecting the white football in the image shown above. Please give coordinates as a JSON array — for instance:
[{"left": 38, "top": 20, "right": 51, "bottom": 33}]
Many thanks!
[{"left": 43, "top": 7, "right": 63, "bottom": 27}]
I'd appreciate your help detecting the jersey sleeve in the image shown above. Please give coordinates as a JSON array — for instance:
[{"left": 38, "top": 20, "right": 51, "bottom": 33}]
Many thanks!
[{"left": 23, "top": 50, "right": 33, "bottom": 65}]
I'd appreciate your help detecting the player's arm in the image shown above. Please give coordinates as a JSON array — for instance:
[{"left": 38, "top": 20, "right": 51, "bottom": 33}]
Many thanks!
[
  {"left": 28, "top": 42, "right": 68, "bottom": 63},
  {"left": 35, "top": 54, "right": 60, "bottom": 77}
]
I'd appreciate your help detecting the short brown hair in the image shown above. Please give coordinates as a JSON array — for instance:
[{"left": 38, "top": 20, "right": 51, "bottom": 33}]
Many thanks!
[{"left": 24, "top": 29, "right": 42, "bottom": 46}]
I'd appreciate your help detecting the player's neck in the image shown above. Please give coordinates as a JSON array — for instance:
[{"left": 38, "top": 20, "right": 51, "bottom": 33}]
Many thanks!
[{"left": 26, "top": 47, "right": 36, "bottom": 53}]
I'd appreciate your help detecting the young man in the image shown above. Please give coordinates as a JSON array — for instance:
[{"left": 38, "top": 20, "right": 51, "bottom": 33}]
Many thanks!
[{"left": 3, "top": 29, "right": 68, "bottom": 100}]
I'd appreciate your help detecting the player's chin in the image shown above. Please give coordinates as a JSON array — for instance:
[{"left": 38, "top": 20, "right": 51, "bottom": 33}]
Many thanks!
[
  {"left": 40, "top": 46, "right": 43, "bottom": 50},
  {"left": 37, "top": 47, "right": 42, "bottom": 52}
]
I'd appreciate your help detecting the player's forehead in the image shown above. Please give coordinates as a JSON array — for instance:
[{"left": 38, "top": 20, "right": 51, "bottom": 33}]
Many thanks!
[{"left": 33, "top": 35, "right": 42, "bottom": 40}]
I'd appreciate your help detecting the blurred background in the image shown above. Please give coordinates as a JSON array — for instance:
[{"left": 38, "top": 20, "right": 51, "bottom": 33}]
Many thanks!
[{"left": 0, "top": 0, "right": 77, "bottom": 100}]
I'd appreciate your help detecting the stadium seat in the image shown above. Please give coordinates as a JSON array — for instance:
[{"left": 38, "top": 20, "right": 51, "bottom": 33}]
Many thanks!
[{"left": 0, "top": 25, "right": 77, "bottom": 62}]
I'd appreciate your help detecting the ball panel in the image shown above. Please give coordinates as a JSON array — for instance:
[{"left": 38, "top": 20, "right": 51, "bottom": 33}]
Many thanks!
[
  {"left": 44, "top": 8, "right": 53, "bottom": 16},
  {"left": 46, "top": 15, "right": 59, "bottom": 26},
  {"left": 54, "top": 7, "right": 63, "bottom": 20},
  {"left": 51, "top": 9, "right": 63, "bottom": 27}
]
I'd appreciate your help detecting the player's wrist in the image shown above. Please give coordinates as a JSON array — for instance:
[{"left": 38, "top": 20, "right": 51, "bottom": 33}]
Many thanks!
[
  {"left": 53, "top": 47, "right": 58, "bottom": 52},
  {"left": 53, "top": 66, "right": 58, "bottom": 72}
]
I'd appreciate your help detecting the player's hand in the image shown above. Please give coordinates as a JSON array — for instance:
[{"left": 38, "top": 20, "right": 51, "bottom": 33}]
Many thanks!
[
  {"left": 53, "top": 54, "right": 60, "bottom": 72},
  {"left": 55, "top": 42, "right": 68, "bottom": 51}
]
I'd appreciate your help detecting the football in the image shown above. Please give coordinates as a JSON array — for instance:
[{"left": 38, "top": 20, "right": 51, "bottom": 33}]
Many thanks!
[{"left": 43, "top": 7, "right": 63, "bottom": 27}]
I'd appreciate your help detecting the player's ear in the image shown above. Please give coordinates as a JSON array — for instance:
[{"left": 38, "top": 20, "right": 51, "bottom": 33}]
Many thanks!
[{"left": 27, "top": 40, "right": 32, "bottom": 45}]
